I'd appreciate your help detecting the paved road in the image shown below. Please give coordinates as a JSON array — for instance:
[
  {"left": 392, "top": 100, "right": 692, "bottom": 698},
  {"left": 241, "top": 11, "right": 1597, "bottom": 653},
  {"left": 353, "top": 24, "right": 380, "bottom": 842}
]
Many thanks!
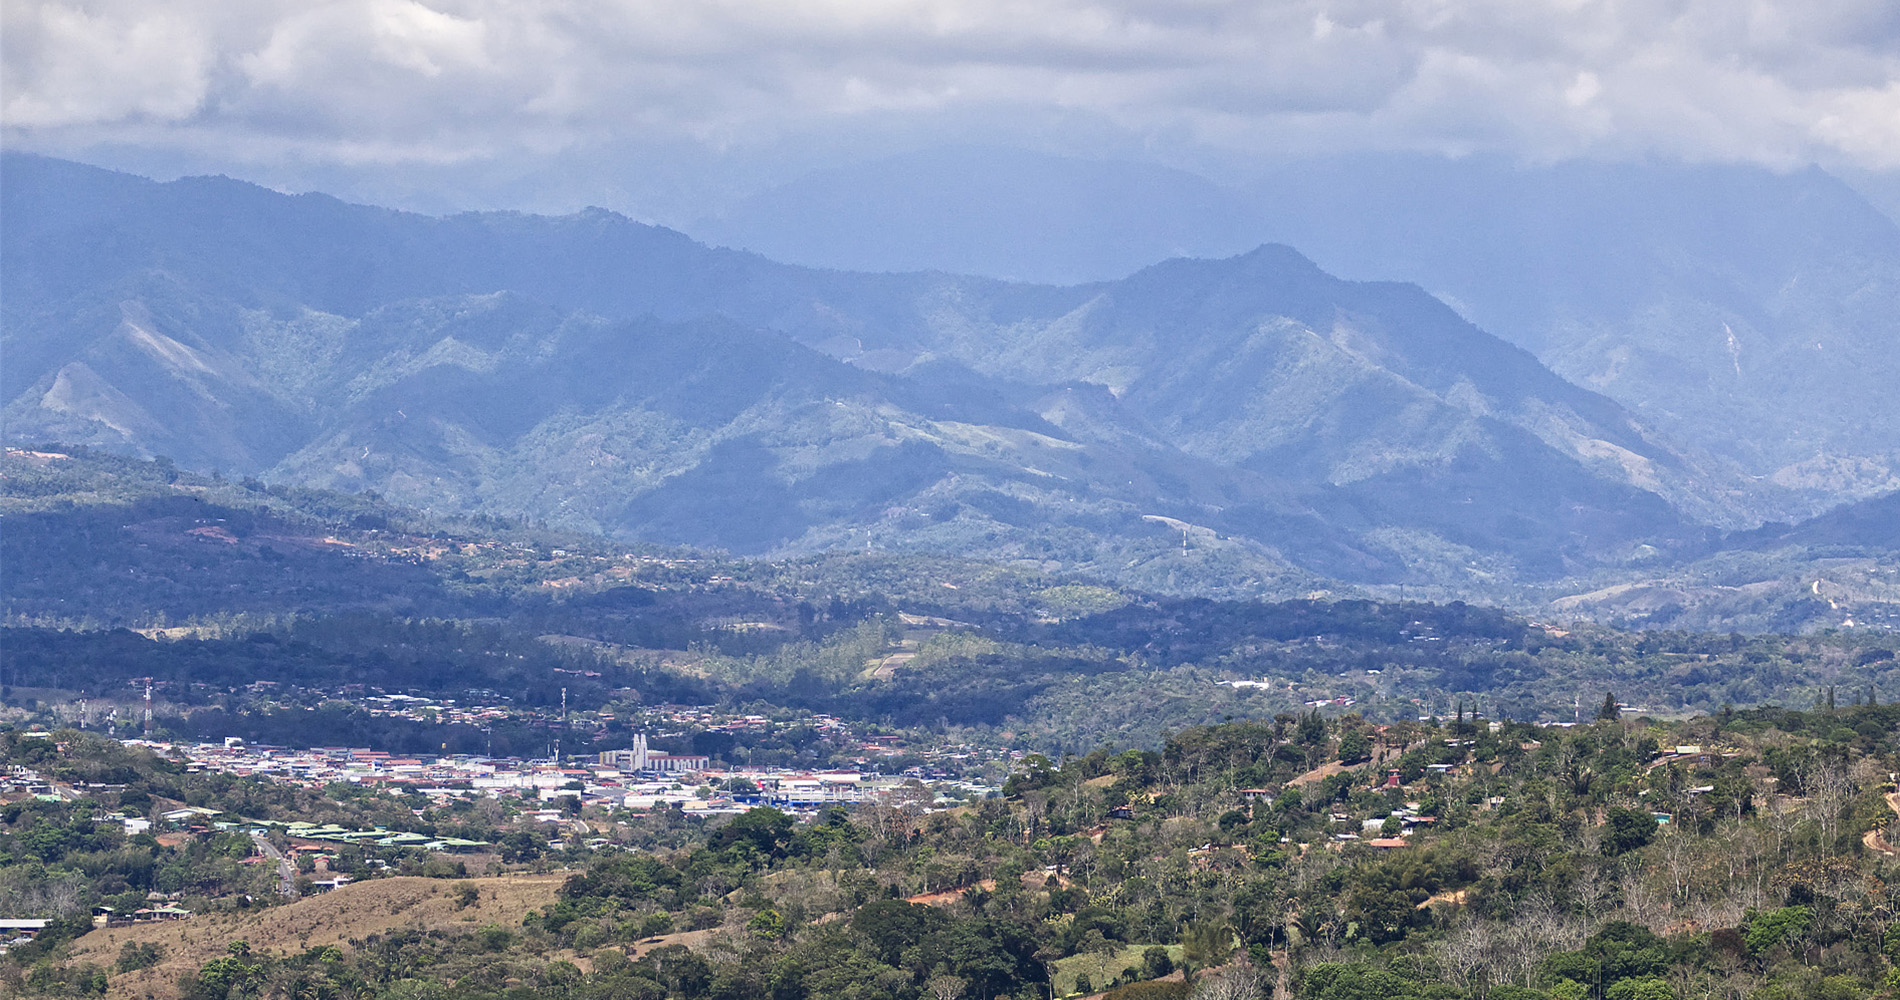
[{"left": 251, "top": 832, "right": 298, "bottom": 898}]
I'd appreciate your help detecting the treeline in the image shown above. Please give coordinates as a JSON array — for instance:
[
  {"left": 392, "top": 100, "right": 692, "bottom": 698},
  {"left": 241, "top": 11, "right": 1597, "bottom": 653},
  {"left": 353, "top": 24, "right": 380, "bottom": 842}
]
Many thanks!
[{"left": 6, "top": 603, "right": 1900, "bottom": 756}]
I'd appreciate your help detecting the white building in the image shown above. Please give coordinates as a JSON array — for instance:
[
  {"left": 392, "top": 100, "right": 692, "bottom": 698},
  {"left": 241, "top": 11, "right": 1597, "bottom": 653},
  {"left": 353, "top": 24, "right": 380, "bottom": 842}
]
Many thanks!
[{"left": 597, "top": 734, "right": 650, "bottom": 771}]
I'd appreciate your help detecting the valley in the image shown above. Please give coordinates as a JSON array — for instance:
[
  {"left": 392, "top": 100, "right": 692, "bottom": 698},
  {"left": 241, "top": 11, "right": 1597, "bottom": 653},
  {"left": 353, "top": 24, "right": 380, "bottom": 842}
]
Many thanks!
[{"left": 3, "top": 154, "right": 1900, "bottom": 1000}]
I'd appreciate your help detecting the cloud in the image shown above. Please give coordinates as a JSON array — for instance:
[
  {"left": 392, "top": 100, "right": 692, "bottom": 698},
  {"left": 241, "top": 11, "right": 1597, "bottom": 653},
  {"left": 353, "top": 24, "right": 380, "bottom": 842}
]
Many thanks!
[{"left": 4, "top": 0, "right": 1899, "bottom": 178}]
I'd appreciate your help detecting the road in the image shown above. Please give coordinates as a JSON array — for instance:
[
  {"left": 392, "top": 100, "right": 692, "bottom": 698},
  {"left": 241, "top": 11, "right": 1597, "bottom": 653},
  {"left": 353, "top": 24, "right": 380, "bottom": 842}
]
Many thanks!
[
  {"left": 1865, "top": 791, "right": 1900, "bottom": 856},
  {"left": 252, "top": 832, "right": 298, "bottom": 898}
]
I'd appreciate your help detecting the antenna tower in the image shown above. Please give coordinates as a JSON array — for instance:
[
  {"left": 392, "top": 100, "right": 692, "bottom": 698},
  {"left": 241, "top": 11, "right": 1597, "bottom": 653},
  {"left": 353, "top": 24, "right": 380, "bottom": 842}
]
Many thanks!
[{"left": 143, "top": 680, "right": 154, "bottom": 736}]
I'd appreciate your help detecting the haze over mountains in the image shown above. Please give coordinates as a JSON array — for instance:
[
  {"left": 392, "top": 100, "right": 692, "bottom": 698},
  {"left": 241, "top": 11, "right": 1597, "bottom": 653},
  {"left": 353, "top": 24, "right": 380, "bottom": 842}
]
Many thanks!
[
  {"left": 3, "top": 152, "right": 1895, "bottom": 596},
  {"left": 703, "top": 149, "right": 1900, "bottom": 510}
]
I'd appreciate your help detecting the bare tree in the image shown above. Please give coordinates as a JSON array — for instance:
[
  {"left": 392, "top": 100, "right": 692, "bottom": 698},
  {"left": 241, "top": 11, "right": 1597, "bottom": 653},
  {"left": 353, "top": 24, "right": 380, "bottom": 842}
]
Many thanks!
[
  {"left": 926, "top": 973, "right": 968, "bottom": 1000},
  {"left": 1619, "top": 864, "right": 1667, "bottom": 931},
  {"left": 1435, "top": 918, "right": 1494, "bottom": 994},
  {"left": 1659, "top": 828, "right": 1698, "bottom": 902},
  {"left": 1190, "top": 959, "right": 1266, "bottom": 1000},
  {"left": 1808, "top": 761, "right": 1855, "bottom": 850},
  {"left": 1495, "top": 894, "right": 1585, "bottom": 987},
  {"left": 1572, "top": 858, "right": 1615, "bottom": 920}
]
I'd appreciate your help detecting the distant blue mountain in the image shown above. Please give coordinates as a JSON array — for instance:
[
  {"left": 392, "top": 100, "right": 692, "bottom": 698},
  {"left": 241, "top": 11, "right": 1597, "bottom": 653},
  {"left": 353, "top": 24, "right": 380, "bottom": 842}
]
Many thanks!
[
  {"left": 697, "top": 149, "right": 1900, "bottom": 510},
  {"left": 3, "top": 153, "right": 1795, "bottom": 590}
]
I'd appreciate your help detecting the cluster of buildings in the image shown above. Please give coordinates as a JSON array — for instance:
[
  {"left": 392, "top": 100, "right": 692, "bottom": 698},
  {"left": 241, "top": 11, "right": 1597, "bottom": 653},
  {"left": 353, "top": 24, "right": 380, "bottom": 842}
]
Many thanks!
[
  {"left": 124, "top": 734, "right": 996, "bottom": 826},
  {"left": 0, "top": 765, "right": 62, "bottom": 801}
]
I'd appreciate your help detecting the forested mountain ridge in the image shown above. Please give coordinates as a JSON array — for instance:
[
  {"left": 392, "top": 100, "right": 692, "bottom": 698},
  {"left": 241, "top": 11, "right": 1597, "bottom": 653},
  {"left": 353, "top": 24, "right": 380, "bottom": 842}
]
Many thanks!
[{"left": 0, "top": 154, "right": 1789, "bottom": 588}]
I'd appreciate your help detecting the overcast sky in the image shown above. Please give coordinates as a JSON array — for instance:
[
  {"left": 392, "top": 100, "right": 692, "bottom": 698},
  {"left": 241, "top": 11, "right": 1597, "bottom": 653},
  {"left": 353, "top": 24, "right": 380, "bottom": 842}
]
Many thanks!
[{"left": 5, "top": 0, "right": 1900, "bottom": 218}]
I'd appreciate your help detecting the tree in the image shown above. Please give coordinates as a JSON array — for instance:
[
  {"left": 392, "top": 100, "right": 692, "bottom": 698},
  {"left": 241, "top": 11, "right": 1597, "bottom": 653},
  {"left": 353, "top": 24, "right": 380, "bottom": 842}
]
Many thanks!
[
  {"left": 1606, "top": 978, "right": 1674, "bottom": 1000},
  {"left": 1602, "top": 807, "right": 1656, "bottom": 856},
  {"left": 182, "top": 956, "right": 263, "bottom": 1000},
  {"left": 1597, "top": 692, "right": 1621, "bottom": 722},
  {"left": 747, "top": 907, "right": 786, "bottom": 941},
  {"left": 1090, "top": 928, "right": 1123, "bottom": 987},
  {"left": 1337, "top": 729, "right": 1372, "bottom": 764},
  {"left": 1301, "top": 963, "right": 1432, "bottom": 1000},
  {"left": 712, "top": 806, "right": 795, "bottom": 858},
  {"left": 1297, "top": 711, "right": 1328, "bottom": 747},
  {"left": 1744, "top": 905, "right": 1813, "bottom": 956},
  {"left": 1546, "top": 922, "right": 1669, "bottom": 990},
  {"left": 1180, "top": 918, "right": 1236, "bottom": 977},
  {"left": 1190, "top": 960, "right": 1265, "bottom": 1000}
]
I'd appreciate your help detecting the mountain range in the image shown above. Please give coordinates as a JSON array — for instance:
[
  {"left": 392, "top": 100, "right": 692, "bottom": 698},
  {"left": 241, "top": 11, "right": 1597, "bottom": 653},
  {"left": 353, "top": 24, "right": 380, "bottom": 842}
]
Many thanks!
[
  {"left": 699, "top": 148, "right": 1900, "bottom": 511},
  {"left": 2, "top": 152, "right": 1890, "bottom": 594}
]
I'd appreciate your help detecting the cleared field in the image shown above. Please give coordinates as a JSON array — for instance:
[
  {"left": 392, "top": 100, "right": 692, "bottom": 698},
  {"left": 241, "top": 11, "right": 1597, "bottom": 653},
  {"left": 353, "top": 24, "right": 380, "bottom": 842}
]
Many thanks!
[
  {"left": 68, "top": 874, "right": 566, "bottom": 1000},
  {"left": 1052, "top": 943, "right": 1184, "bottom": 996}
]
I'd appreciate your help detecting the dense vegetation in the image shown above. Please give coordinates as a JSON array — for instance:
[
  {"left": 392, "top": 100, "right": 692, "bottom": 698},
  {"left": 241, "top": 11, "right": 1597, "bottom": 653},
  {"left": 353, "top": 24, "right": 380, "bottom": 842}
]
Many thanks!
[
  {"left": 6, "top": 449, "right": 1900, "bottom": 757},
  {"left": 11, "top": 703, "right": 1900, "bottom": 1000}
]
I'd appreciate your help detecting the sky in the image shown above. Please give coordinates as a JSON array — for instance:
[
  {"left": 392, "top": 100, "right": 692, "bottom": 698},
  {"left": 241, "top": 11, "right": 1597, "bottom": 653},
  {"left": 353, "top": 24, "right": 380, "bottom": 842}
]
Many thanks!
[{"left": 5, "top": 0, "right": 1900, "bottom": 221}]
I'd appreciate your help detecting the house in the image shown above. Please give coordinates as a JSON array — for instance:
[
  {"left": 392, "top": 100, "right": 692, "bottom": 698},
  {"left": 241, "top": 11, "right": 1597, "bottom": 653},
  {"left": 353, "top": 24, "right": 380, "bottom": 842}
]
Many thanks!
[
  {"left": 160, "top": 807, "right": 219, "bottom": 826},
  {"left": 0, "top": 919, "right": 49, "bottom": 940},
  {"left": 1366, "top": 838, "right": 1409, "bottom": 850}
]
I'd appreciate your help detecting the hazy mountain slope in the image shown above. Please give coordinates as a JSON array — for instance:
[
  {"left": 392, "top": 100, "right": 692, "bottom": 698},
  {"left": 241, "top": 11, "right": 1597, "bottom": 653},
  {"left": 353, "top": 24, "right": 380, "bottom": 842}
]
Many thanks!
[
  {"left": 858, "top": 246, "right": 1758, "bottom": 535},
  {"left": 1246, "top": 157, "right": 1900, "bottom": 507},
  {"left": 688, "top": 148, "right": 1900, "bottom": 512},
  {"left": 1728, "top": 489, "right": 1900, "bottom": 552},
  {"left": 1, "top": 262, "right": 1354, "bottom": 583},
  {"left": 1, "top": 153, "right": 1753, "bottom": 585}
]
